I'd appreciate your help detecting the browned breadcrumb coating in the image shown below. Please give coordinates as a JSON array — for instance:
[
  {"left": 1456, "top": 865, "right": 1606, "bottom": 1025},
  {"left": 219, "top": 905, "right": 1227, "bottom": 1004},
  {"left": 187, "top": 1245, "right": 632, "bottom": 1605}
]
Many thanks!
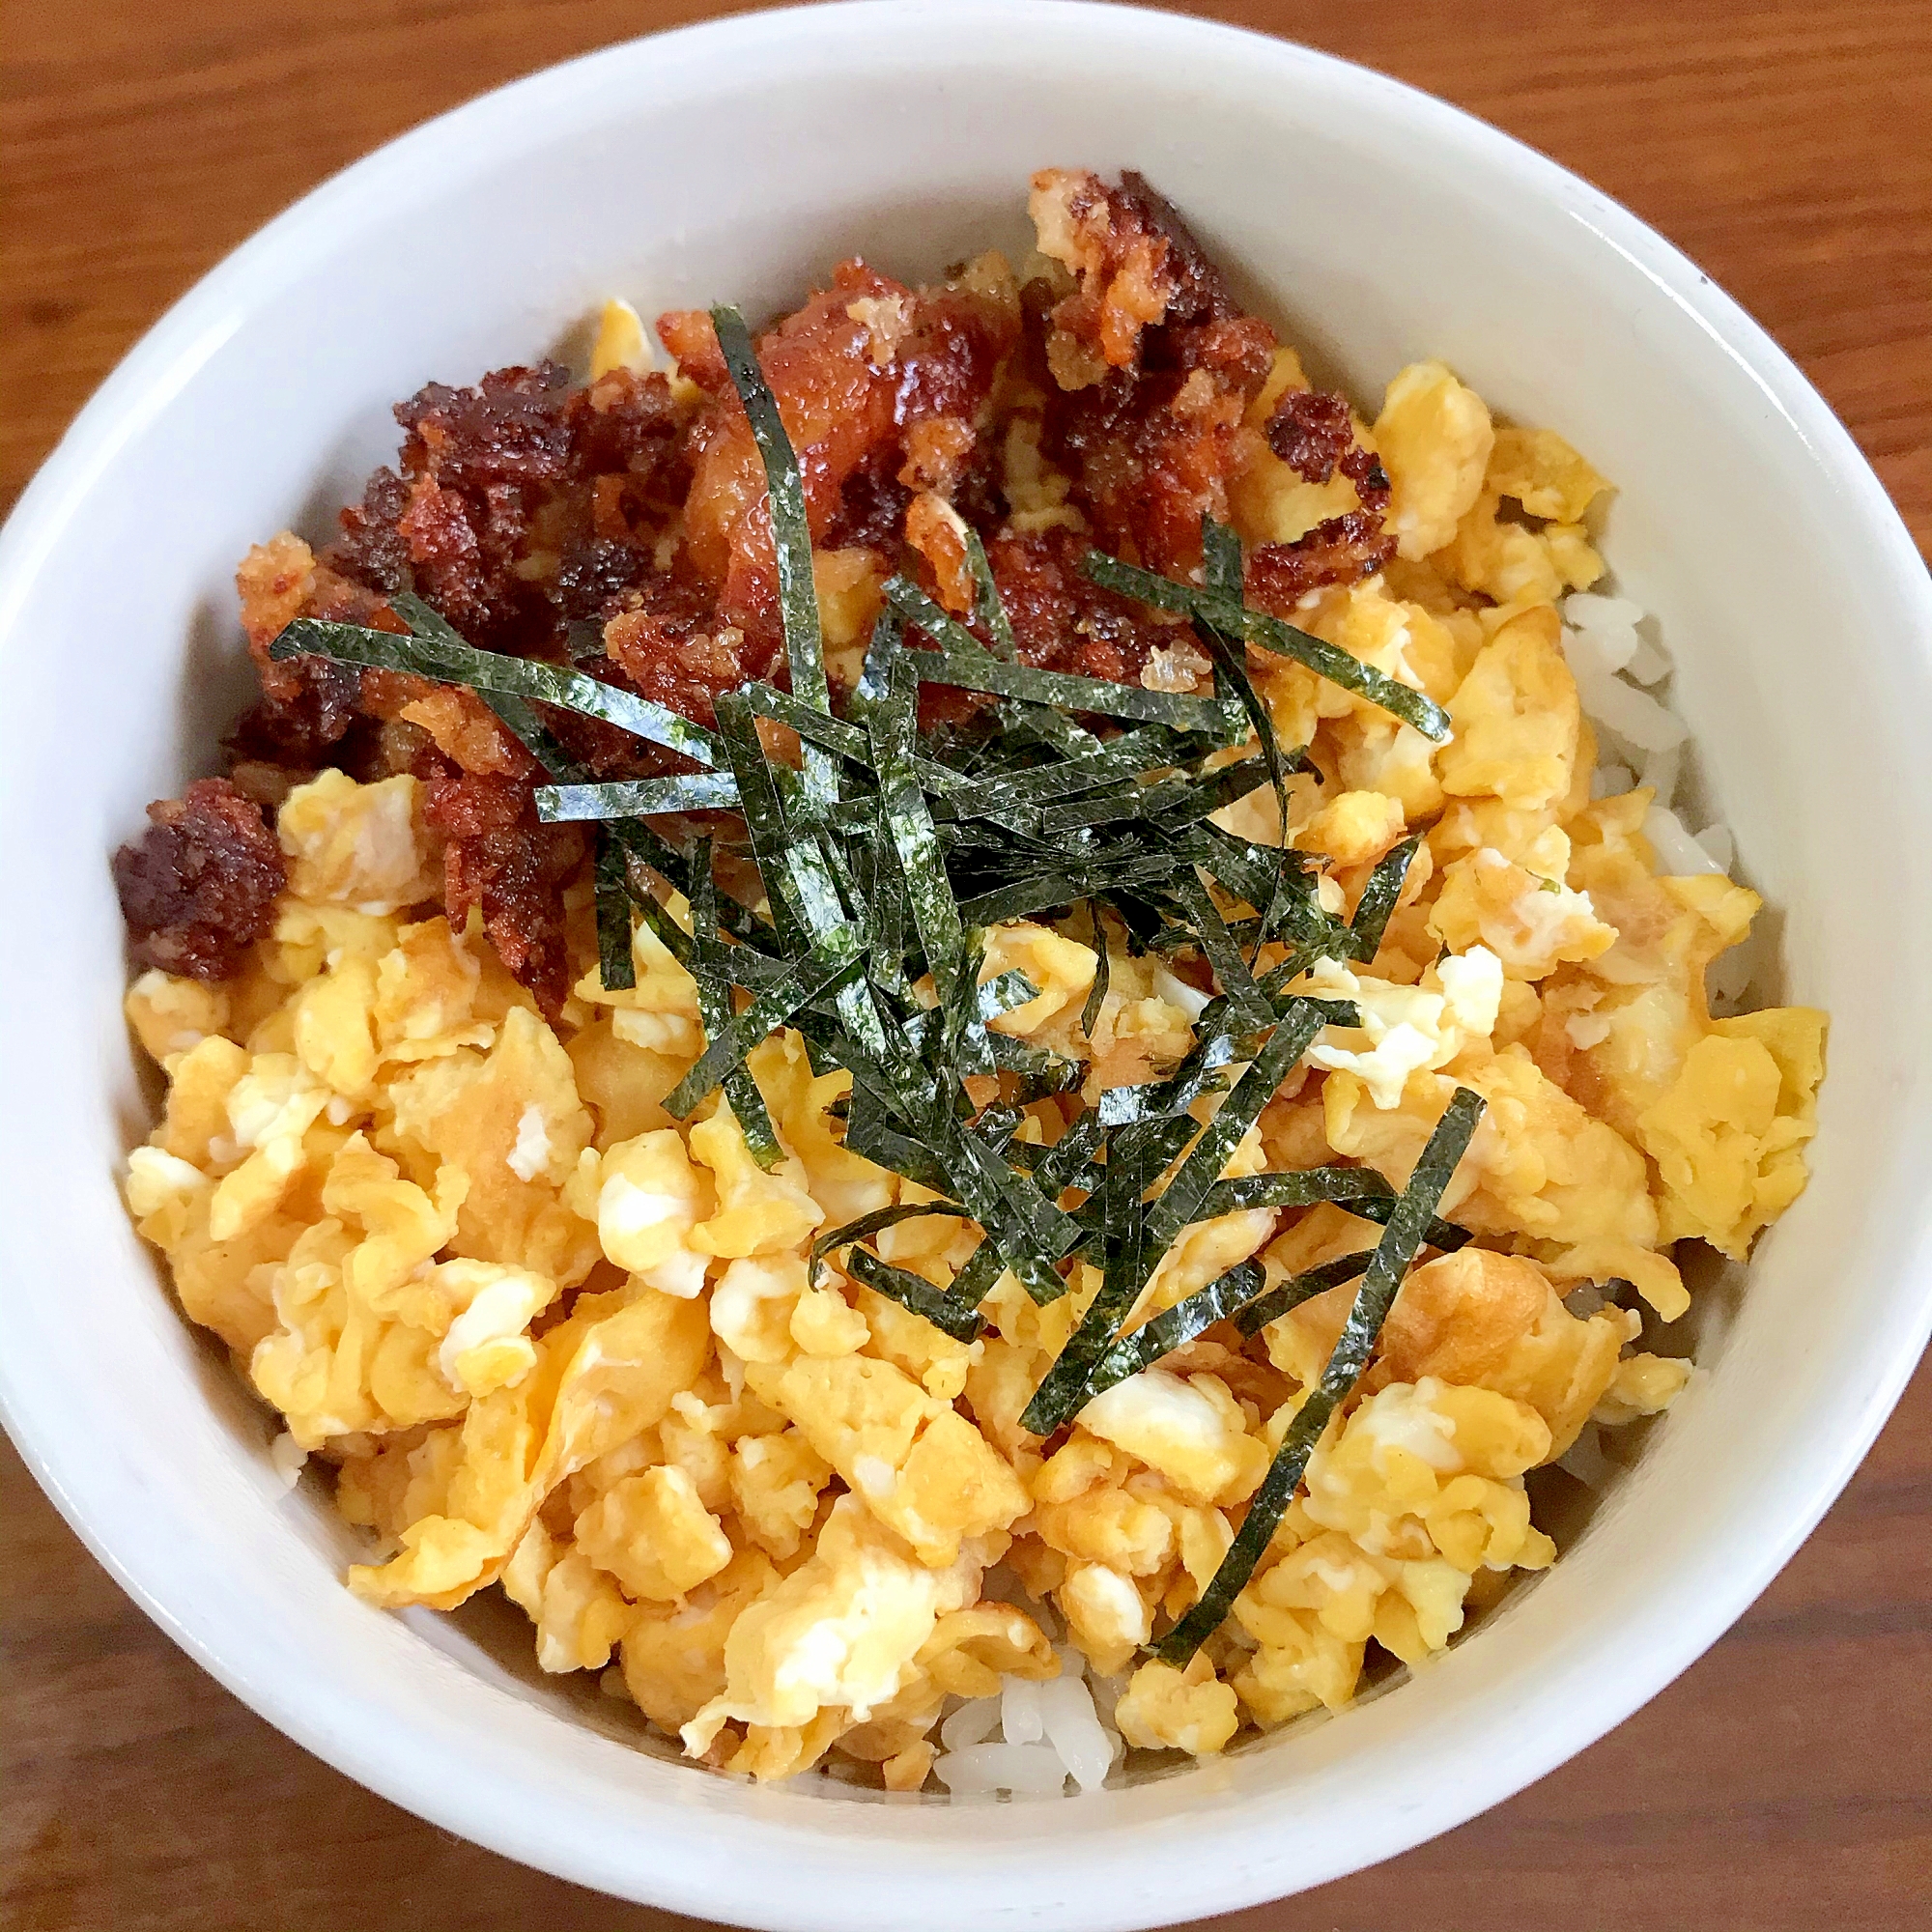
[
  {"left": 1033, "top": 172, "right": 1278, "bottom": 576},
  {"left": 112, "top": 779, "right": 287, "bottom": 980},
  {"left": 1265, "top": 387, "right": 1357, "bottom": 484},
  {"left": 1249, "top": 386, "right": 1397, "bottom": 606},
  {"left": 1030, "top": 168, "right": 1188, "bottom": 386},
  {"left": 988, "top": 527, "right": 1186, "bottom": 684},
  {"left": 660, "top": 259, "right": 1016, "bottom": 659},
  {"left": 416, "top": 753, "right": 585, "bottom": 1014},
  {"left": 122, "top": 173, "right": 1292, "bottom": 1003},
  {"left": 1245, "top": 513, "right": 1398, "bottom": 611},
  {"left": 1265, "top": 386, "right": 1391, "bottom": 513}
]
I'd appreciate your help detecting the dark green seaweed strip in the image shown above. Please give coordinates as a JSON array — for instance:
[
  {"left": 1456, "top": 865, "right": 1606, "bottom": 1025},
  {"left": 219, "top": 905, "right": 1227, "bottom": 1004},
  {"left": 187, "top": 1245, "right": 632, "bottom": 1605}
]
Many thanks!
[
  {"left": 736, "top": 682, "right": 873, "bottom": 764},
  {"left": 614, "top": 853, "right": 697, "bottom": 970},
  {"left": 412, "top": 589, "right": 595, "bottom": 792},
  {"left": 857, "top": 826, "right": 910, "bottom": 996},
  {"left": 936, "top": 726, "right": 1181, "bottom": 816},
  {"left": 1020, "top": 1133, "right": 1154, "bottom": 1434},
  {"left": 1173, "top": 821, "right": 1283, "bottom": 919},
  {"left": 949, "top": 873, "right": 1079, "bottom": 927},
  {"left": 392, "top": 588, "right": 596, "bottom": 790},
  {"left": 593, "top": 829, "right": 638, "bottom": 991},
  {"left": 1229, "top": 1250, "right": 1377, "bottom": 1337},
  {"left": 687, "top": 838, "right": 784, "bottom": 1168},
  {"left": 882, "top": 574, "right": 1102, "bottom": 756},
  {"left": 1033, "top": 1110, "right": 1108, "bottom": 1200},
  {"left": 603, "top": 812, "right": 776, "bottom": 955},
  {"left": 1094, "top": 1029, "right": 1245, "bottom": 1127},
  {"left": 1142, "top": 1002, "right": 1330, "bottom": 1253},
  {"left": 386, "top": 585, "right": 567, "bottom": 772},
  {"left": 869, "top": 652, "right": 970, "bottom": 1010},
  {"left": 851, "top": 606, "right": 902, "bottom": 723},
  {"left": 945, "top": 1234, "right": 1009, "bottom": 1310},
  {"left": 478, "top": 691, "right": 581, "bottom": 776},
  {"left": 926, "top": 1099, "right": 1081, "bottom": 1265},
  {"left": 1194, "top": 514, "right": 1293, "bottom": 849},
  {"left": 810, "top": 1201, "right": 972, "bottom": 1285},
  {"left": 536, "top": 773, "right": 743, "bottom": 822},
  {"left": 954, "top": 852, "right": 1191, "bottom": 928},
  {"left": 662, "top": 926, "right": 863, "bottom": 1120},
  {"left": 1345, "top": 835, "right": 1419, "bottom": 963},
  {"left": 709, "top": 304, "right": 835, "bottom": 808},
  {"left": 963, "top": 526, "right": 1019, "bottom": 659},
  {"left": 940, "top": 928, "right": 990, "bottom": 1074},
  {"left": 1036, "top": 777, "right": 1193, "bottom": 836},
  {"left": 840, "top": 1085, "right": 951, "bottom": 1193},
  {"left": 1151, "top": 1086, "right": 1488, "bottom": 1662},
  {"left": 1083, "top": 1257, "right": 1266, "bottom": 1401},
  {"left": 1201, "top": 512, "right": 1245, "bottom": 605},
  {"left": 1193, "top": 515, "right": 1309, "bottom": 961},
  {"left": 911, "top": 1117, "right": 1081, "bottom": 1304},
  {"left": 907, "top": 649, "right": 1247, "bottom": 738},
  {"left": 1083, "top": 552, "right": 1451, "bottom": 742},
  {"left": 711, "top": 689, "right": 813, "bottom": 955},
  {"left": 1198, "top": 1167, "right": 1397, "bottom": 1216},
  {"left": 1150, "top": 754, "right": 1293, "bottom": 830},
  {"left": 1080, "top": 906, "right": 1113, "bottom": 1041},
  {"left": 881, "top": 575, "right": 993, "bottom": 658},
  {"left": 983, "top": 1031, "right": 1082, "bottom": 1093},
  {"left": 844, "top": 1248, "right": 987, "bottom": 1344},
  {"left": 1168, "top": 868, "right": 1274, "bottom": 1032},
  {"left": 978, "top": 969, "right": 1040, "bottom": 1020},
  {"left": 270, "top": 617, "right": 725, "bottom": 769}
]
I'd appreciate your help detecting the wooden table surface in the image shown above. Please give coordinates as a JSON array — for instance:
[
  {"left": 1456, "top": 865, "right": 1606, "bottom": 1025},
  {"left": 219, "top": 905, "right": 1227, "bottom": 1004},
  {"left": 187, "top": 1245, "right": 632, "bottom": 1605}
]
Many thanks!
[{"left": 4, "top": 2, "right": 1929, "bottom": 1926}]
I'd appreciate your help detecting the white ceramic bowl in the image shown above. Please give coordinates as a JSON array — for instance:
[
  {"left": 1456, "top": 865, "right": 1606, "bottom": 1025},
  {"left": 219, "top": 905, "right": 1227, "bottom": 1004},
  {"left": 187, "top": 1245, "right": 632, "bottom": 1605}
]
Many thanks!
[{"left": 3, "top": 4, "right": 1928, "bottom": 1925}]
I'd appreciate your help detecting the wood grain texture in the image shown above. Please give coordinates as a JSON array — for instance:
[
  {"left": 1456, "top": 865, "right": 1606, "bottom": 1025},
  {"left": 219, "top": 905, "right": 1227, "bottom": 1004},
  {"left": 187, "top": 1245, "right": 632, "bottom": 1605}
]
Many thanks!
[{"left": 2, "top": 2, "right": 1928, "bottom": 1927}]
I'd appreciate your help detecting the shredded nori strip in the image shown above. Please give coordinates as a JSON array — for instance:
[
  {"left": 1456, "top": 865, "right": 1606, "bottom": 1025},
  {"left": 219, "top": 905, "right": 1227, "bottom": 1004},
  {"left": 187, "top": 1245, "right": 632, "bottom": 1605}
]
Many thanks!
[
  {"left": 537, "top": 773, "right": 743, "bottom": 822},
  {"left": 663, "top": 926, "right": 863, "bottom": 1120},
  {"left": 1083, "top": 552, "right": 1452, "bottom": 742},
  {"left": 844, "top": 1247, "right": 988, "bottom": 1343},
  {"left": 1082, "top": 1257, "right": 1266, "bottom": 1402},
  {"left": 870, "top": 652, "right": 970, "bottom": 1011},
  {"left": 1141, "top": 1002, "right": 1329, "bottom": 1254},
  {"left": 1343, "top": 834, "right": 1419, "bottom": 962},
  {"left": 593, "top": 829, "right": 639, "bottom": 992},
  {"left": 737, "top": 682, "right": 873, "bottom": 764},
  {"left": 963, "top": 526, "right": 1019, "bottom": 659},
  {"left": 1230, "top": 1250, "right": 1376, "bottom": 1338},
  {"left": 852, "top": 606, "right": 901, "bottom": 721},
  {"left": 908, "top": 648, "right": 1246, "bottom": 738},
  {"left": 688, "top": 838, "right": 784, "bottom": 1170},
  {"left": 1194, "top": 515, "right": 1308, "bottom": 959},
  {"left": 1168, "top": 868, "right": 1274, "bottom": 1032},
  {"left": 710, "top": 303, "right": 836, "bottom": 809},
  {"left": 1151, "top": 1086, "right": 1487, "bottom": 1662},
  {"left": 1080, "top": 906, "right": 1113, "bottom": 1040},
  {"left": 1023, "top": 1132, "right": 1156, "bottom": 1434},
  {"left": 810, "top": 1201, "right": 973, "bottom": 1285},
  {"left": 269, "top": 617, "right": 724, "bottom": 768}
]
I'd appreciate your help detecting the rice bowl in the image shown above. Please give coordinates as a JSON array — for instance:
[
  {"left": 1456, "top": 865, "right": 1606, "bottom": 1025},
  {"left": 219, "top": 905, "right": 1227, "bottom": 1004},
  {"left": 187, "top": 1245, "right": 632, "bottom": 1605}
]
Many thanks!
[{"left": 2, "top": 5, "right": 1928, "bottom": 1925}]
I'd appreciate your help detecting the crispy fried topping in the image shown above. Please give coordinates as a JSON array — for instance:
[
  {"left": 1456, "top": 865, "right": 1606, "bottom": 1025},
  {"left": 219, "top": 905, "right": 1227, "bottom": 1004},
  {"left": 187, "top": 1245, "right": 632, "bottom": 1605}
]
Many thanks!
[{"left": 113, "top": 779, "right": 287, "bottom": 980}]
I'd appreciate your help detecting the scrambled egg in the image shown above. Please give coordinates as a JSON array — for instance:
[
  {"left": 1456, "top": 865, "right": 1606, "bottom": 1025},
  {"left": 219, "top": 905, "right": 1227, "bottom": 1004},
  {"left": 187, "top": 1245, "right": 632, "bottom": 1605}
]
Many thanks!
[{"left": 124, "top": 351, "right": 1824, "bottom": 1791}]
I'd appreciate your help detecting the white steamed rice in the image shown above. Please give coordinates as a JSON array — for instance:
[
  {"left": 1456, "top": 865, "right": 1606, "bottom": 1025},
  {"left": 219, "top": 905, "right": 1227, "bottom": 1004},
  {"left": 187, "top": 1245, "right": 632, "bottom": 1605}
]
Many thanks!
[
  {"left": 932, "top": 1645, "right": 1124, "bottom": 1796},
  {"left": 1559, "top": 591, "right": 1755, "bottom": 1009}
]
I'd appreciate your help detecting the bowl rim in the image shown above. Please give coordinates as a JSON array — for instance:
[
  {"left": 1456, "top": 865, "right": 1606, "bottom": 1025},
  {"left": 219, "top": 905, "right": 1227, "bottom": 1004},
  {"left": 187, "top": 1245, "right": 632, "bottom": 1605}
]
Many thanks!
[{"left": 4, "top": 3, "right": 1930, "bottom": 1925}]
